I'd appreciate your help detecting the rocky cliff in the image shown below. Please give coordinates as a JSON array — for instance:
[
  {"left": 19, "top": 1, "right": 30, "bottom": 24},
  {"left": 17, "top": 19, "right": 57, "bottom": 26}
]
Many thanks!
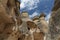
[
  {"left": 52, "top": 0, "right": 60, "bottom": 11},
  {"left": 49, "top": 0, "right": 60, "bottom": 40},
  {"left": 0, "top": 0, "right": 22, "bottom": 40}
]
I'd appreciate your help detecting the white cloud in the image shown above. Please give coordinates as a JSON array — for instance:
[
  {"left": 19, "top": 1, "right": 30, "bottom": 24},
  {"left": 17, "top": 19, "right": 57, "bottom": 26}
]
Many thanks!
[
  {"left": 29, "top": 12, "right": 39, "bottom": 18},
  {"left": 46, "top": 13, "right": 51, "bottom": 20},
  {"left": 20, "top": 3, "right": 25, "bottom": 9},
  {"left": 20, "top": 0, "right": 40, "bottom": 10},
  {"left": 45, "top": 12, "right": 51, "bottom": 23}
]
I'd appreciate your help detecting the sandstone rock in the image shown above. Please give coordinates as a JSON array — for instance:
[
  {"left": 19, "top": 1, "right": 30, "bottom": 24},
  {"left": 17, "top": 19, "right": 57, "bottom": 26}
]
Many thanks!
[
  {"left": 19, "top": 21, "right": 28, "bottom": 34},
  {"left": 39, "top": 13, "right": 49, "bottom": 34},
  {"left": 33, "top": 16, "right": 39, "bottom": 24},
  {"left": 19, "top": 12, "right": 32, "bottom": 34},
  {"left": 5, "top": 31, "right": 24, "bottom": 40},
  {"left": 0, "top": 3, "right": 14, "bottom": 23},
  {"left": 34, "top": 32, "right": 44, "bottom": 40},
  {"left": 52, "top": 0, "right": 60, "bottom": 11},
  {"left": 50, "top": 0, "right": 60, "bottom": 40},
  {"left": 25, "top": 21, "right": 44, "bottom": 40},
  {"left": 0, "top": 0, "right": 22, "bottom": 40},
  {"left": 49, "top": 8, "right": 60, "bottom": 40}
]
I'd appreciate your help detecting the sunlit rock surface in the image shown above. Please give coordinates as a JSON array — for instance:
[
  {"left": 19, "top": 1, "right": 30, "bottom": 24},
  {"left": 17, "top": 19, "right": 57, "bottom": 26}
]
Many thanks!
[
  {"left": 0, "top": 0, "right": 60, "bottom": 40},
  {"left": 49, "top": 8, "right": 60, "bottom": 40},
  {"left": 52, "top": 0, "right": 60, "bottom": 11},
  {"left": 0, "top": 0, "right": 22, "bottom": 40},
  {"left": 49, "top": 0, "right": 60, "bottom": 40}
]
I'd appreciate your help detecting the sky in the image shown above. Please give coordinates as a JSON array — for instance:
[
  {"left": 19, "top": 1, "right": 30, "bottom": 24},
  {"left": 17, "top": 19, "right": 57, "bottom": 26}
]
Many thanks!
[{"left": 20, "top": 0, "right": 54, "bottom": 20}]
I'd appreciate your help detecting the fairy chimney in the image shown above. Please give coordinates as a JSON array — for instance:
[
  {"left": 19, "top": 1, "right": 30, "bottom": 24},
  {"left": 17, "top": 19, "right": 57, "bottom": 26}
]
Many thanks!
[
  {"left": 21, "top": 12, "right": 32, "bottom": 21},
  {"left": 33, "top": 16, "right": 39, "bottom": 24},
  {"left": 19, "top": 12, "right": 30, "bottom": 34},
  {"left": 21, "top": 12, "right": 29, "bottom": 18},
  {"left": 39, "top": 13, "right": 48, "bottom": 34}
]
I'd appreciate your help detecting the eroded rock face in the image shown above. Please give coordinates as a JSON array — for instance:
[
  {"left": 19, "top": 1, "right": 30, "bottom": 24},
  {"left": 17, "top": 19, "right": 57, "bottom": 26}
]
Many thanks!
[
  {"left": 25, "top": 21, "right": 44, "bottom": 40},
  {"left": 34, "top": 32, "right": 44, "bottom": 40},
  {"left": 0, "top": 0, "right": 22, "bottom": 40},
  {"left": 39, "top": 16, "right": 49, "bottom": 34},
  {"left": 52, "top": 0, "right": 60, "bottom": 11},
  {"left": 49, "top": 8, "right": 60, "bottom": 40},
  {"left": 50, "top": 0, "right": 60, "bottom": 40},
  {"left": 38, "top": 13, "right": 49, "bottom": 40},
  {"left": 33, "top": 16, "right": 39, "bottom": 24},
  {"left": 5, "top": 31, "right": 25, "bottom": 40}
]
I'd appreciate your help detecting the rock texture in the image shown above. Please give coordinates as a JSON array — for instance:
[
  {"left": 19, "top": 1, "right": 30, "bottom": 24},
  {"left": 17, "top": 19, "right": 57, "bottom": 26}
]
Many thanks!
[
  {"left": 0, "top": 0, "right": 22, "bottom": 40},
  {"left": 52, "top": 0, "right": 60, "bottom": 11},
  {"left": 49, "top": 8, "right": 60, "bottom": 40},
  {"left": 49, "top": 0, "right": 60, "bottom": 40},
  {"left": 1, "top": 0, "right": 59, "bottom": 40}
]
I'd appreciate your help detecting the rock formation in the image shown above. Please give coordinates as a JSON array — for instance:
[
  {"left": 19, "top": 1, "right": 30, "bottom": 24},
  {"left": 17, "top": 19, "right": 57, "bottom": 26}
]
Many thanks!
[
  {"left": 49, "top": 8, "right": 60, "bottom": 40},
  {"left": 49, "top": 0, "right": 60, "bottom": 40},
  {"left": 0, "top": 0, "right": 22, "bottom": 40},
  {"left": 52, "top": 0, "right": 60, "bottom": 11},
  {"left": 33, "top": 16, "right": 39, "bottom": 24},
  {"left": 1, "top": 0, "right": 59, "bottom": 40},
  {"left": 39, "top": 13, "right": 49, "bottom": 40},
  {"left": 26, "top": 21, "right": 44, "bottom": 40},
  {"left": 19, "top": 12, "right": 31, "bottom": 34},
  {"left": 39, "top": 13, "right": 48, "bottom": 34},
  {"left": 21, "top": 11, "right": 31, "bottom": 21},
  {"left": 33, "top": 13, "right": 49, "bottom": 40}
]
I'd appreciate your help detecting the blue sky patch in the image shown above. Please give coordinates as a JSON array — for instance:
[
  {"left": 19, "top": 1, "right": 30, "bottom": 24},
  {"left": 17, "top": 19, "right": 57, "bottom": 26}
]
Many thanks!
[{"left": 20, "top": 0, "right": 54, "bottom": 19}]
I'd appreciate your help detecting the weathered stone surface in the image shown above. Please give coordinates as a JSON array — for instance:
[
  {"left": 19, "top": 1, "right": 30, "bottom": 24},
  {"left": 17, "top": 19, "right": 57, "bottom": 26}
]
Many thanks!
[
  {"left": 19, "top": 21, "right": 28, "bottom": 34},
  {"left": 27, "top": 21, "right": 37, "bottom": 29},
  {"left": 52, "top": 0, "right": 60, "bottom": 11},
  {"left": 49, "top": 8, "right": 60, "bottom": 40},
  {"left": 50, "top": 0, "right": 60, "bottom": 40},
  {"left": 34, "top": 32, "right": 44, "bottom": 40},
  {"left": 39, "top": 14, "right": 49, "bottom": 34},
  {"left": 25, "top": 21, "right": 44, "bottom": 40},
  {"left": 5, "top": 31, "right": 24, "bottom": 40},
  {"left": 1, "top": 0, "right": 60, "bottom": 40},
  {"left": 0, "top": 3, "right": 14, "bottom": 23},
  {"left": 0, "top": 0, "right": 22, "bottom": 40},
  {"left": 33, "top": 16, "right": 39, "bottom": 24}
]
